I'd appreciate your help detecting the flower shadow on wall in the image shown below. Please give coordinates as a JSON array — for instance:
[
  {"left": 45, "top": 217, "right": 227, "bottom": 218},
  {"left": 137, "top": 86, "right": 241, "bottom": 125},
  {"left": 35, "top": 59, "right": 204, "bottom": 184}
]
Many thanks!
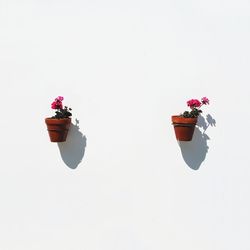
[
  {"left": 178, "top": 114, "right": 216, "bottom": 170},
  {"left": 57, "top": 119, "right": 87, "bottom": 169}
]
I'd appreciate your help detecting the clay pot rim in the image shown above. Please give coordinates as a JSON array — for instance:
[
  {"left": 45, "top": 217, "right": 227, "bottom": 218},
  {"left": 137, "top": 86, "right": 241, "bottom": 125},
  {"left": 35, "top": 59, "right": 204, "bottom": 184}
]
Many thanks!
[
  {"left": 45, "top": 117, "right": 71, "bottom": 124},
  {"left": 45, "top": 117, "right": 71, "bottom": 120},
  {"left": 171, "top": 115, "right": 197, "bottom": 124}
]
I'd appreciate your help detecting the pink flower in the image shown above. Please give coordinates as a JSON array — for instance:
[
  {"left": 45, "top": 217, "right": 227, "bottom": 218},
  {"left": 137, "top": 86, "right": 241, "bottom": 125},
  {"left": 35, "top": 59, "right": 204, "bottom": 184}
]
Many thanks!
[
  {"left": 201, "top": 97, "right": 209, "bottom": 105},
  {"left": 51, "top": 96, "right": 64, "bottom": 109},
  {"left": 187, "top": 99, "right": 201, "bottom": 108},
  {"left": 55, "top": 96, "right": 64, "bottom": 102},
  {"left": 51, "top": 101, "right": 63, "bottom": 109},
  {"left": 51, "top": 101, "right": 57, "bottom": 109}
]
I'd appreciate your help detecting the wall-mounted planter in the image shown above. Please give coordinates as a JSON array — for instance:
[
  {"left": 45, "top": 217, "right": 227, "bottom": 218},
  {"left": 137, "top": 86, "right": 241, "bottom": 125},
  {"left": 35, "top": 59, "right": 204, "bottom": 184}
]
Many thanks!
[
  {"left": 45, "top": 118, "right": 71, "bottom": 142},
  {"left": 171, "top": 116, "right": 197, "bottom": 141}
]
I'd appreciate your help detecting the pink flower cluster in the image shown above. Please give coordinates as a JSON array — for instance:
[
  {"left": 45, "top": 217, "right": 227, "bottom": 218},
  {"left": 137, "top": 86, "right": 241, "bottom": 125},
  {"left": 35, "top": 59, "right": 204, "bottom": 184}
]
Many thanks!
[
  {"left": 187, "top": 97, "right": 209, "bottom": 108},
  {"left": 187, "top": 99, "right": 201, "bottom": 108},
  {"left": 201, "top": 97, "right": 209, "bottom": 105},
  {"left": 51, "top": 96, "right": 64, "bottom": 110}
]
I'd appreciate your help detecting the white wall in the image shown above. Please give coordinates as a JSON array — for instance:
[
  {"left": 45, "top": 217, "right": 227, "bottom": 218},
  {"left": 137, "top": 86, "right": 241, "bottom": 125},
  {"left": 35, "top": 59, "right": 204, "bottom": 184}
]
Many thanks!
[{"left": 1, "top": 0, "right": 250, "bottom": 249}]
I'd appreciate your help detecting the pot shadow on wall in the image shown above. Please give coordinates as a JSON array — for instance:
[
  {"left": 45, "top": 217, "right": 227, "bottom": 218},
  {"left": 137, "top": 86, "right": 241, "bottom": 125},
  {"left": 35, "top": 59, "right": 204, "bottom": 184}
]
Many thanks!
[
  {"left": 57, "top": 119, "right": 87, "bottom": 169},
  {"left": 178, "top": 114, "right": 216, "bottom": 170}
]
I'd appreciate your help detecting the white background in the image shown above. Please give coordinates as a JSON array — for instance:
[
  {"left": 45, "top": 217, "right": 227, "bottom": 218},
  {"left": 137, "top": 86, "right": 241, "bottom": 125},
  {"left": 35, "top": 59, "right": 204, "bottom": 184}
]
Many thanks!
[{"left": 1, "top": 0, "right": 250, "bottom": 249}]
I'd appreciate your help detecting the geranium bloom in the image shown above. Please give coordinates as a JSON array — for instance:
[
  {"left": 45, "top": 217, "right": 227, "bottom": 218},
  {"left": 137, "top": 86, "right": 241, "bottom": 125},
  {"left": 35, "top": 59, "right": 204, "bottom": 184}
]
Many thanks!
[
  {"left": 55, "top": 96, "right": 64, "bottom": 102},
  {"left": 51, "top": 100, "right": 63, "bottom": 109},
  {"left": 179, "top": 97, "right": 210, "bottom": 118},
  {"left": 201, "top": 97, "right": 209, "bottom": 105},
  {"left": 187, "top": 99, "right": 201, "bottom": 108},
  {"left": 48, "top": 96, "right": 72, "bottom": 119}
]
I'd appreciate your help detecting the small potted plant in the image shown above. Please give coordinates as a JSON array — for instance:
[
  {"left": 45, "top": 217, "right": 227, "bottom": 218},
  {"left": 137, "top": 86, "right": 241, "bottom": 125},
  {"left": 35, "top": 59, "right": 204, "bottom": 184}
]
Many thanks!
[
  {"left": 45, "top": 96, "right": 72, "bottom": 142},
  {"left": 172, "top": 97, "right": 209, "bottom": 141}
]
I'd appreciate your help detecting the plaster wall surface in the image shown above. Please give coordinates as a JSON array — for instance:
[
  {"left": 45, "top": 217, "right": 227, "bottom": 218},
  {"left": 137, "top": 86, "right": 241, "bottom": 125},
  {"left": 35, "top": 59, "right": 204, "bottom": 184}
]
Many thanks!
[{"left": 1, "top": 0, "right": 250, "bottom": 249}]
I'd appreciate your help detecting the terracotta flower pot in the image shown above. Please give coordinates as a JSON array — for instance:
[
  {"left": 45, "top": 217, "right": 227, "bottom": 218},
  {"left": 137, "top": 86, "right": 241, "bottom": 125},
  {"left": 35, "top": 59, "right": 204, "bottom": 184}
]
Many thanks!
[
  {"left": 45, "top": 118, "right": 71, "bottom": 142},
  {"left": 171, "top": 116, "right": 197, "bottom": 141}
]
